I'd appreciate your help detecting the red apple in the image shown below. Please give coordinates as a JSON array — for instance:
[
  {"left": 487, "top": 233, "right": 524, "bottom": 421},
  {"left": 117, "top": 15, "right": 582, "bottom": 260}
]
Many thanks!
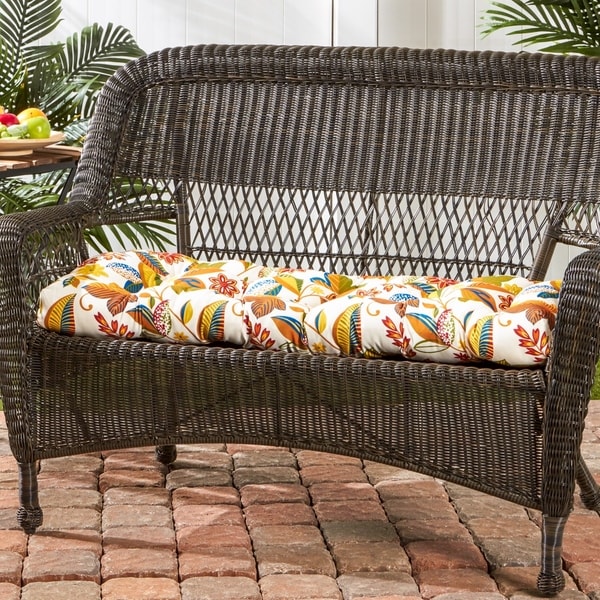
[{"left": 0, "top": 113, "right": 19, "bottom": 126}]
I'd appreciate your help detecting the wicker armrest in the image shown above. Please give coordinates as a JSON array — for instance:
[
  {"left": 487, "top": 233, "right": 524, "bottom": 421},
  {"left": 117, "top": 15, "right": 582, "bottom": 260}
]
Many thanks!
[
  {"left": 0, "top": 202, "right": 91, "bottom": 299},
  {"left": 0, "top": 202, "right": 91, "bottom": 408},
  {"left": 542, "top": 247, "right": 600, "bottom": 515}
]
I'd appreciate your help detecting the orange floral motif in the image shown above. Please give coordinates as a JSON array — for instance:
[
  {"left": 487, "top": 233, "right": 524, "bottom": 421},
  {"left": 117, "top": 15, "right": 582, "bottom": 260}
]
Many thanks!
[
  {"left": 426, "top": 276, "right": 458, "bottom": 288},
  {"left": 94, "top": 312, "right": 135, "bottom": 338},
  {"left": 243, "top": 315, "right": 275, "bottom": 349},
  {"left": 209, "top": 273, "right": 240, "bottom": 297},
  {"left": 382, "top": 315, "right": 415, "bottom": 358},
  {"left": 81, "top": 251, "right": 128, "bottom": 265},
  {"left": 354, "top": 288, "right": 383, "bottom": 298},
  {"left": 156, "top": 252, "right": 187, "bottom": 265},
  {"left": 514, "top": 324, "right": 549, "bottom": 362},
  {"left": 498, "top": 294, "right": 513, "bottom": 310},
  {"left": 395, "top": 297, "right": 420, "bottom": 317}
]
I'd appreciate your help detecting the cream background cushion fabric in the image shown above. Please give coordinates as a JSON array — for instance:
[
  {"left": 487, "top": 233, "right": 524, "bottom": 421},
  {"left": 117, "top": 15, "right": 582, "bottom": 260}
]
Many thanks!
[{"left": 37, "top": 251, "right": 560, "bottom": 367}]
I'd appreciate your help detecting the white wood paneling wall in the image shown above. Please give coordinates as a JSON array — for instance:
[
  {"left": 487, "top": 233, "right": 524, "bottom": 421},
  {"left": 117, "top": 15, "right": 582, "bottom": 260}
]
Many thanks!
[{"left": 53, "top": 0, "right": 519, "bottom": 52}]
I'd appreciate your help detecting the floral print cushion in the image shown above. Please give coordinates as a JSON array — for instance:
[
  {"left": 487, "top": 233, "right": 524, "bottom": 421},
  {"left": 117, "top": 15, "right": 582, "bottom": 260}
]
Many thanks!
[{"left": 37, "top": 250, "right": 561, "bottom": 367}]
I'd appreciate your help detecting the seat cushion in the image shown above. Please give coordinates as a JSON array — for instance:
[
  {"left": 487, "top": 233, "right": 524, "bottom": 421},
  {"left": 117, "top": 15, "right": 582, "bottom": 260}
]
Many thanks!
[{"left": 37, "top": 250, "right": 560, "bottom": 367}]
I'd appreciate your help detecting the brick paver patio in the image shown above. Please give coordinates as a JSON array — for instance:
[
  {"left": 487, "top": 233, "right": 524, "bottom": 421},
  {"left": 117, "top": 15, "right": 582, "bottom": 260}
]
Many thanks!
[{"left": 1, "top": 405, "right": 599, "bottom": 599}]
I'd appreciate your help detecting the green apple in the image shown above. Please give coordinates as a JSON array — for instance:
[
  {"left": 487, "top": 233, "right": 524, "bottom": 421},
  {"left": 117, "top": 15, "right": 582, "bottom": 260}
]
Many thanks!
[{"left": 24, "top": 116, "right": 51, "bottom": 139}]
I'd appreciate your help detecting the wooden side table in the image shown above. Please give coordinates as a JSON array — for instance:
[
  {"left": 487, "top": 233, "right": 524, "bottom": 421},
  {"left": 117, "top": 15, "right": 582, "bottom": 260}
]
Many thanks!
[{"left": 0, "top": 144, "right": 81, "bottom": 203}]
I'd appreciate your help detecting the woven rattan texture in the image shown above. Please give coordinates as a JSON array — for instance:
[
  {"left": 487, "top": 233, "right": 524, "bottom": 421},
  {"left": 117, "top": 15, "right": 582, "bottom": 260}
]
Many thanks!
[{"left": 1, "top": 45, "right": 600, "bottom": 595}]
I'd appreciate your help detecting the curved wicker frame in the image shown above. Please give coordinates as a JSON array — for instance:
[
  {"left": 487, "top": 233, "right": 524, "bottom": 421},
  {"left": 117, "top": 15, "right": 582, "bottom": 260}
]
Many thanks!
[{"left": 1, "top": 45, "right": 600, "bottom": 595}]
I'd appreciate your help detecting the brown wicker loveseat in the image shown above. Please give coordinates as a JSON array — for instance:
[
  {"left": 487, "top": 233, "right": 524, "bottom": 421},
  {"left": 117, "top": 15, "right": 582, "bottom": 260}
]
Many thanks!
[{"left": 1, "top": 44, "right": 600, "bottom": 595}]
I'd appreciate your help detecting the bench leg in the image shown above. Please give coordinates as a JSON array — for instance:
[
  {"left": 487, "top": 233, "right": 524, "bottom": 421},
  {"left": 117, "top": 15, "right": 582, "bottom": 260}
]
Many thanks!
[
  {"left": 155, "top": 444, "right": 177, "bottom": 465},
  {"left": 577, "top": 457, "right": 600, "bottom": 513},
  {"left": 537, "top": 514, "right": 567, "bottom": 595},
  {"left": 16, "top": 462, "right": 43, "bottom": 534}
]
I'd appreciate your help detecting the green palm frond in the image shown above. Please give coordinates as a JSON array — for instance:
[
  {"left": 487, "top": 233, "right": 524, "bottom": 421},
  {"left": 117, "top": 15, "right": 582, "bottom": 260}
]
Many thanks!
[
  {"left": 27, "top": 69, "right": 97, "bottom": 129},
  {"left": 22, "top": 42, "right": 64, "bottom": 69},
  {"left": 42, "top": 23, "right": 146, "bottom": 123},
  {"left": 0, "top": 179, "right": 58, "bottom": 213},
  {"left": 0, "top": 37, "right": 25, "bottom": 107},
  {"left": 86, "top": 222, "right": 176, "bottom": 255},
  {"left": 61, "top": 23, "right": 145, "bottom": 82},
  {"left": 62, "top": 119, "right": 89, "bottom": 146},
  {"left": 0, "top": 0, "right": 61, "bottom": 49},
  {"left": 0, "top": 0, "right": 175, "bottom": 252},
  {"left": 1, "top": 0, "right": 145, "bottom": 117},
  {"left": 482, "top": 0, "right": 600, "bottom": 55}
]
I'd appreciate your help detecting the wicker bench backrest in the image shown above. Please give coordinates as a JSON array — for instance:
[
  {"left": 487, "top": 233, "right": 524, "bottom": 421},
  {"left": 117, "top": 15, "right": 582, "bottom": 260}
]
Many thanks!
[{"left": 74, "top": 45, "right": 600, "bottom": 280}]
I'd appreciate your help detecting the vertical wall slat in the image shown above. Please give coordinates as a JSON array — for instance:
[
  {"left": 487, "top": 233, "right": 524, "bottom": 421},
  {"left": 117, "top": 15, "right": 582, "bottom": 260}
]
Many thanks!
[
  {"left": 284, "top": 0, "right": 332, "bottom": 46},
  {"left": 186, "top": 0, "right": 235, "bottom": 45},
  {"left": 475, "top": 0, "right": 518, "bottom": 51},
  {"left": 51, "top": 0, "right": 522, "bottom": 53},
  {"left": 379, "top": 0, "right": 427, "bottom": 48},
  {"left": 50, "top": 0, "right": 88, "bottom": 41},
  {"left": 87, "top": 1, "right": 137, "bottom": 40},
  {"left": 333, "top": 0, "right": 378, "bottom": 46},
  {"left": 234, "top": 0, "right": 285, "bottom": 44},
  {"left": 134, "top": 1, "right": 186, "bottom": 51},
  {"left": 427, "top": 0, "right": 476, "bottom": 50}
]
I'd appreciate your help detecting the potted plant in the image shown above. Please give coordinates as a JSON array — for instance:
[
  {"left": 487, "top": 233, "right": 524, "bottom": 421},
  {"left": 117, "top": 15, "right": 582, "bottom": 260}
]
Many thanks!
[
  {"left": 0, "top": 0, "right": 173, "bottom": 251},
  {"left": 481, "top": 0, "right": 600, "bottom": 55}
]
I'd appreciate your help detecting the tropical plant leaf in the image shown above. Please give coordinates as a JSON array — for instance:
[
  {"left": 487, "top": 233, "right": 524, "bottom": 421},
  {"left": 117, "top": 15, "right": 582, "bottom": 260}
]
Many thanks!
[
  {"left": 22, "top": 41, "right": 64, "bottom": 65},
  {"left": 85, "top": 222, "right": 175, "bottom": 254},
  {"left": 0, "top": 179, "right": 58, "bottom": 212},
  {"left": 62, "top": 119, "right": 89, "bottom": 146},
  {"left": 481, "top": 0, "right": 600, "bottom": 55},
  {"left": 21, "top": 72, "right": 98, "bottom": 127},
  {"left": 60, "top": 23, "right": 145, "bottom": 83},
  {"left": 0, "top": 37, "right": 26, "bottom": 107},
  {"left": 0, "top": 0, "right": 174, "bottom": 253},
  {"left": 0, "top": 0, "right": 61, "bottom": 49}
]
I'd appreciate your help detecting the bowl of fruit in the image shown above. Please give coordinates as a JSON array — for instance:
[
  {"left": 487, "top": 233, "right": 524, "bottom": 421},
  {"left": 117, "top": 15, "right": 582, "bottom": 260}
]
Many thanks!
[{"left": 0, "top": 107, "right": 63, "bottom": 156}]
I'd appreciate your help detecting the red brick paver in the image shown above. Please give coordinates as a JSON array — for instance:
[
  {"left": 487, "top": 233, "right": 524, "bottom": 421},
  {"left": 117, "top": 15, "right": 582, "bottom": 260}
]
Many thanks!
[
  {"left": 21, "top": 581, "right": 101, "bottom": 600},
  {"left": 22, "top": 549, "right": 100, "bottom": 584},
  {"left": 102, "top": 577, "right": 181, "bottom": 600},
  {"left": 0, "top": 582, "right": 20, "bottom": 600},
  {"left": 1, "top": 406, "right": 600, "bottom": 598}
]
